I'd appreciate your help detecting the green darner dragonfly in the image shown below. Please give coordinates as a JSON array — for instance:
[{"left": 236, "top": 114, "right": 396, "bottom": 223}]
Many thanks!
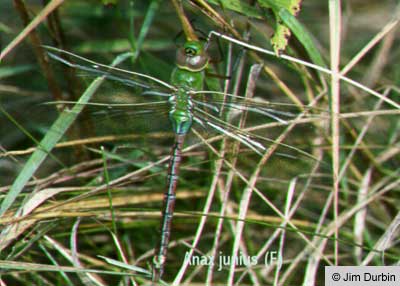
[{"left": 44, "top": 39, "right": 320, "bottom": 283}]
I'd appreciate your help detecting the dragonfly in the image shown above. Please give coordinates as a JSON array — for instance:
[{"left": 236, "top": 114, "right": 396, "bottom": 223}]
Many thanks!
[{"left": 45, "top": 38, "right": 319, "bottom": 283}]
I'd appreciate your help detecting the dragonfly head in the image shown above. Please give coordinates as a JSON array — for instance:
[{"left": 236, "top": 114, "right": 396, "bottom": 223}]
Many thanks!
[{"left": 176, "top": 41, "right": 209, "bottom": 72}]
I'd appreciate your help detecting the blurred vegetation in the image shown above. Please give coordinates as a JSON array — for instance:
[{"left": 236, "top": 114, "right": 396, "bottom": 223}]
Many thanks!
[{"left": 0, "top": 0, "right": 399, "bottom": 285}]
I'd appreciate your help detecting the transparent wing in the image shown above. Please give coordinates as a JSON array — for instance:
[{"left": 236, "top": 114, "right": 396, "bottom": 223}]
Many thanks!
[
  {"left": 41, "top": 46, "right": 180, "bottom": 141},
  {"left": 43, "top": 98, "right": 173, "bottom": 140},
  {"left": 43, "top": 45, "right": 176, "bottom": 94},
  {"left": 192, "top": 91, "right": 327, "bottom": 125},
  {"left": 191, "top": 91, "right": 329, "bottom": 161}
]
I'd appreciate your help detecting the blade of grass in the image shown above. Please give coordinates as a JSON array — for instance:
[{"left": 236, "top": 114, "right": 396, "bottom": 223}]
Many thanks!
[
  {"left": 329, "top": 0, "right": 341, "bottom": 265},
  {"left": 130, "top": 0, "right": 161, "bottom": 61},
  {"left": 101, "top": 146, "right": 118, "bottom": 235},
  {"left": 0, "top": 78, "right": 103, "bottom": 216},
  {"left": 39, "top": 243, "right": 75, "bottom": 286},
  {"left": 274, "top": 178, "right": 296, "bottom": 285},
  {"left": 0, "top": 65, "right": 35, "bottom": 79},
  {"left": 354, "top": 168, "right": 371, "bottom": 263},
  {"left": 99, "top": 255, "right": 151, "bottom": 275},
  {"left": 0, "top": 259, "right": 130, "bottom": 275},
  {"left": 71, "top": 218, "right": 105, "bottom": 286}
]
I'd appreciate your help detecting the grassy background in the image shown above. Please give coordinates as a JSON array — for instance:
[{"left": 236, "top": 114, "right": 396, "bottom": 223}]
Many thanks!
[{"left": 0, "top": 0, "right": 399, "bottom": 285}]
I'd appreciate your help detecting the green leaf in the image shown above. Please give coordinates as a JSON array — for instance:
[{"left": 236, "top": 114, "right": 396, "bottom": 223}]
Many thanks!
[
  {"left": 206, "top": 0, "right": 303, "bottom": 54},
  {"left": 278, "top": 8, "right": 326, "bottom": 67},
  {"left": 257, "top": 0, "right": 302, "bottom": 54},
  {"left": 206, "top": 0, "right": 263, "bottom": 18},
  {"left": 101, "top": 0, "right": 118, "bottom": 5}
]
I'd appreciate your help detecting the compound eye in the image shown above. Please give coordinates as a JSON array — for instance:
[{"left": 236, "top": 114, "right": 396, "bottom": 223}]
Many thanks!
[
  {"left": 185, "top": 47, "right": 196, "bottom": 57},
  {"left": 176, "top": 41, "right": 208, "bottom": 71}
]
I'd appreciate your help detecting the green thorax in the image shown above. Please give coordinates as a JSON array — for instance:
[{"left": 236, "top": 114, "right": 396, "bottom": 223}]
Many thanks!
[{"left": 169, "top": 41, "right": 208, "bottom": 135}]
